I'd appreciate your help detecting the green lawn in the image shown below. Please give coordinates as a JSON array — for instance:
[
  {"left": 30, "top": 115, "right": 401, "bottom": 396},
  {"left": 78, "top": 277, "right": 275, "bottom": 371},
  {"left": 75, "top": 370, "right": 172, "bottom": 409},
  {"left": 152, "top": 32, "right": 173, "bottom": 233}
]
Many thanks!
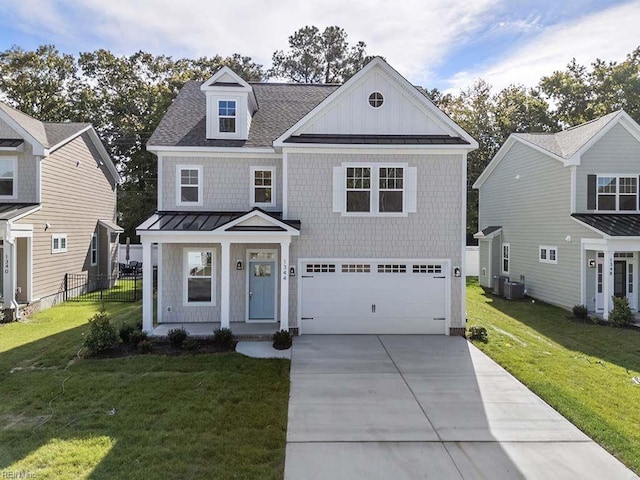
[
  {"left": 466, "top": 278, "right": 640, "bottom": 474},
  {"left": 0, "top": 300, "right": 290, "bottom": 479}
]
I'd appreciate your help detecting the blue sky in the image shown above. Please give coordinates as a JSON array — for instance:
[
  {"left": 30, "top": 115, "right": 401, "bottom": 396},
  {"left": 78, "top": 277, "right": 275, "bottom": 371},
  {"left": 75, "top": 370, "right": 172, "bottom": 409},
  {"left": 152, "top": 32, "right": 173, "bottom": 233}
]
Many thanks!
[{"left": 0, "top": 0, "right": 637, "bottom": 92}]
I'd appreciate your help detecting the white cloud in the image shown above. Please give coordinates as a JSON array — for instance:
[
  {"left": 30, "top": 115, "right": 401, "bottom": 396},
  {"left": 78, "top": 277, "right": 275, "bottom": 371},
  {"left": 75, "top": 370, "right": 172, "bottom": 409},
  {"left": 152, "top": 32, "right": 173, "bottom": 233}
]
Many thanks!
[
  {"left": 445, "top": 1, "right": 640, "bottom": 92},
  {"left": 5, "top": 0, "right": 497, "bottom": 83}
]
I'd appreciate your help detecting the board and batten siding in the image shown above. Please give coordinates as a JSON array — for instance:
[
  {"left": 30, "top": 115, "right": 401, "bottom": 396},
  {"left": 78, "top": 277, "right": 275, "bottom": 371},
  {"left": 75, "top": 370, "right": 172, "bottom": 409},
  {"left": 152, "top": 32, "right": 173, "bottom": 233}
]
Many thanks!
[
  {"left": 160, "top": 156, "right": 282, "bottom": 211},
  {"left": 15, "top": 132, "right": 118, "bottom": 306},
  {"left": 478, "top": 141, "right": 599, "bottom": 309},
  {"left": 575, "top": 123, "right": 640, "bottom": 212},
  {"left": 286, "top": 151, "right": 465, "bottom": 328}
]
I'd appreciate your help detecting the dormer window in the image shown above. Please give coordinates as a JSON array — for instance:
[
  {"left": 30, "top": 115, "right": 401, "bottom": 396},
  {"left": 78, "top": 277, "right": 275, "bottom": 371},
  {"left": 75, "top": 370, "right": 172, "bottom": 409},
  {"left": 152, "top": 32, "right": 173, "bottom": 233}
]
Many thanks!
[{"left": 218, "top": 100, "right": 236, "bottom": 133}]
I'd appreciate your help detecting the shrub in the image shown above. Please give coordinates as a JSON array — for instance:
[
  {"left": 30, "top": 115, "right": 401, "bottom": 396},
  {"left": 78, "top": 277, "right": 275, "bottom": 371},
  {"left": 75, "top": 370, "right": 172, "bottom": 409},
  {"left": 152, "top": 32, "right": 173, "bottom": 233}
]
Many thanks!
[
  {"left": 168, "top": 327, "right": 188, "bottom": 348},
  {"left": 182, "top": 338, "right": 197, "bottom": 351},
  {"left": 467, "top": 325, "right": 488, "bottom": 342},
  {"left": 609, "top": 296, "right": 633, "bottom": 327},
  {"left": 139, "top": 340, "right": 152, "bottom": 354},
  {"left": 129, "top": 328, "right": 148, "bottom": 347},
  {"left": 572, "top": 305, "right": 588, "bottom": 319},
  {"left": 119, "top": 323, "right": 135, "bottom": 343},
  {"left": 272, "top": 329, "right": 292, "bottom": 350},
  {"left": 84, "top": 311, "right": 119, "bottom": 354},
  {"left": 213, "top": 328, "right": 234, "bottom": 350}
]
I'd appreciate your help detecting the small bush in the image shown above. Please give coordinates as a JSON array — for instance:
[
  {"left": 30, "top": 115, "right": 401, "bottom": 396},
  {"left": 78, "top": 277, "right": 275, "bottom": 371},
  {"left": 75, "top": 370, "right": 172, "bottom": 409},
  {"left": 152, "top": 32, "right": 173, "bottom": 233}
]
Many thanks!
[
  {"left": 182, "top": 338, "right": 197, "bottom": 351},
  {"left": 467, "top": 325, "right": 488, "bottom": 342},
  {"left": 213, "top": 328, "right": 234, "bottom": 350},
  {"left": 272, "top": 329, "right": 292, "bottom": 350},
  {"left": 84, "top": 311, "right": 119, "bottom": 354},
  {"left": 129, "top": 328, "right": 148, "bottom": 347},
  {"left": 609, "top": 296, "right": 633, "bottom": 327},
  {"left": 168, "top": 327, "right": 188, "bottom": 348},
  {"left": 119, "top": 323, "right": 135, "bottom": 343},
  {"left": 139, "top": 340, "right": 152, "bottom": 354},
  {"left": 572, "top": 305, "right": 588, "bottom": 319}
]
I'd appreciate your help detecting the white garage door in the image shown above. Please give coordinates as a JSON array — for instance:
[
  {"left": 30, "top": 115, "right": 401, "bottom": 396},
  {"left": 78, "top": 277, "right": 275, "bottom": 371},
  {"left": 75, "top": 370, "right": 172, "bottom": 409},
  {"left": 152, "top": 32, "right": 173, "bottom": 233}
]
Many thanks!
[{"left": 300, "top": 260, "right": 448, "bottom": 334}]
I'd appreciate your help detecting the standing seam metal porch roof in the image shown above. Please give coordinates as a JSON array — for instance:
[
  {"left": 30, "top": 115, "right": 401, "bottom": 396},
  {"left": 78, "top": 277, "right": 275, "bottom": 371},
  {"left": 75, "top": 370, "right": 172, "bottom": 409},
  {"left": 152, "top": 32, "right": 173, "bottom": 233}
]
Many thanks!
[
  {"left": 138, "top": 209, "right": 301, "bottom": 232},
  {"left": 572, "top": 214, "right": 640, "bottom": 237}
]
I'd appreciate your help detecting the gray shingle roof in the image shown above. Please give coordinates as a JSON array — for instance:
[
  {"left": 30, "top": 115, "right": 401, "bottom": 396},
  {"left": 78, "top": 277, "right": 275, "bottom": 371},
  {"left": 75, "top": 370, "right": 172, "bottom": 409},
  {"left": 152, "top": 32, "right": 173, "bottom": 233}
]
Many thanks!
[
  {"left": 147, "top": 81, "right": 339, "bottom": 148},
  {"left": 0, "top": 102, "right": 90, "bottom": 149},
  {"left": 514, "top": 111, "right": 620, "bottom": 159}
]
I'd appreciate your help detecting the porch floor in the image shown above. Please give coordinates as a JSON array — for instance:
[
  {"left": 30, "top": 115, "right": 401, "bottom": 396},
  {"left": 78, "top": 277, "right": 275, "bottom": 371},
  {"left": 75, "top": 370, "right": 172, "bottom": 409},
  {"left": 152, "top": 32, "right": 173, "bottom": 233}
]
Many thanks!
[{"left": 152, "top": 322, "right": 280, "bottom": 339}]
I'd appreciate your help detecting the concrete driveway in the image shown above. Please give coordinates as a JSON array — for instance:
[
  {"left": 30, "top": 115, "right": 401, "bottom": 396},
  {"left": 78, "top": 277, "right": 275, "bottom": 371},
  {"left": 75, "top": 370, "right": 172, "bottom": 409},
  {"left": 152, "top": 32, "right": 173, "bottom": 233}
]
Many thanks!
[{"left": 285, "top": 335, "right": 637, "bottom": 480}]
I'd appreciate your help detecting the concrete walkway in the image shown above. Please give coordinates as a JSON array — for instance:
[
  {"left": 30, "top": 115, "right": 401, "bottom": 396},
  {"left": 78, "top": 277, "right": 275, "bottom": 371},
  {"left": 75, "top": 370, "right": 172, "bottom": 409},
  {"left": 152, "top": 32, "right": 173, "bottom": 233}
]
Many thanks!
[{"left": 285, "top": 335, "right": 637, "bottom": 480}]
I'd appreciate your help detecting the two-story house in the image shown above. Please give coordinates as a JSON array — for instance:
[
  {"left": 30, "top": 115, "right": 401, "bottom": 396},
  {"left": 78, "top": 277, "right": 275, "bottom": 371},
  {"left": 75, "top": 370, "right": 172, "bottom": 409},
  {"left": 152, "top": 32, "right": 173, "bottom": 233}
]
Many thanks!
[
  {"left": 139, "top": 58, "right": 478, "bottom": 335},
  {"left": 0, "top": 102, "right": 121, "bottom": 319},
  {"left": 474, "top": 110, "right": 640, "bottom": 319}
]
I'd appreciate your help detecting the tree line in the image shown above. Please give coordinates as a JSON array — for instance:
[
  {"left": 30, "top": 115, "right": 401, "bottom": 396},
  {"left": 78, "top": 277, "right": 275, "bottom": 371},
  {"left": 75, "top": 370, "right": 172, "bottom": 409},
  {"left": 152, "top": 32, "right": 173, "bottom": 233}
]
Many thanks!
[{"left": 0, "top": 26, "right": 638, "bottom": 239}]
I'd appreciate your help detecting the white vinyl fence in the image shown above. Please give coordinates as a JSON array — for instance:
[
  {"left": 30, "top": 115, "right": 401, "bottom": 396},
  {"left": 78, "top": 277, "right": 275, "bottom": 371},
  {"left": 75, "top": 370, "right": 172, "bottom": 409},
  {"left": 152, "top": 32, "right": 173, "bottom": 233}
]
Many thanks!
[
  {"left": 465, "top": 246, "right": 479, "bottom": 276},
  {"left": 119, "top": 244, "right": 158, "bottom": 266}
]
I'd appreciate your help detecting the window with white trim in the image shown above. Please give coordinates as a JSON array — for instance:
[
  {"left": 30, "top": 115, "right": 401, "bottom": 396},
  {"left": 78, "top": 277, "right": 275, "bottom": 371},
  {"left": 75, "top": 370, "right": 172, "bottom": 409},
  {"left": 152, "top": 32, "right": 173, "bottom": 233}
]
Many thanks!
[
  {"left": 502, "top": 243, "right": 510, "bottom": 274},
  {"left": 52, "top": 234, "right": 67, "bottom": 254},
  {"left": 597, "top": 175, "right": 638, "bottom": 211},
  {"left": 218, "top": 100, "right": 236, "bottom": 133},
  {"left": 90, "top": 233, "right": 98, "bottom": 266},
  {"left": 184, "top": 250, "right": 215, "bottom": 305},
  {"left": 0, "top": 157, "right": 16, "bottom": 198},
  {"left": 250, "top": 167, "right": 275, "bottom": 207},
  {"left": 346, "top": 165, "right": 405, "bottom": 214},
  {"left": 176, "top": 165, "right": 202, "bottom": 206},
  {"left": 539, "top": 245, "right": 558, "bottom": 264}
]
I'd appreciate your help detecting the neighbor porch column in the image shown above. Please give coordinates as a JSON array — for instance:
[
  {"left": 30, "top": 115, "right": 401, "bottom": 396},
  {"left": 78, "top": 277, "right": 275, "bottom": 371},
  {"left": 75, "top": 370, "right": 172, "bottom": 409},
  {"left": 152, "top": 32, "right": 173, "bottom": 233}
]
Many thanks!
[
  {"left": 142, "top": 240, "right": 153, "bottom": 333},
  {"left": 280, "top": 240, "right": 290, "bottom": 331},
  {"left": 603, "top": 249, "right": 614, "bottom": 320},
  {"left": 220, "top": 240, "right": 231, "bottom": 329}
]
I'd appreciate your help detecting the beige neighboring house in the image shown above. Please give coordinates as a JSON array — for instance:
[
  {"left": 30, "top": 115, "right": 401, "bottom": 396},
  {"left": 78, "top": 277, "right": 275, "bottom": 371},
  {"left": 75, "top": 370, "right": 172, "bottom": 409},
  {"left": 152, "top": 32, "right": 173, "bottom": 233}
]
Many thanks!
[{"left": 0, "top": 102, "right": 122, "bottom": 319}]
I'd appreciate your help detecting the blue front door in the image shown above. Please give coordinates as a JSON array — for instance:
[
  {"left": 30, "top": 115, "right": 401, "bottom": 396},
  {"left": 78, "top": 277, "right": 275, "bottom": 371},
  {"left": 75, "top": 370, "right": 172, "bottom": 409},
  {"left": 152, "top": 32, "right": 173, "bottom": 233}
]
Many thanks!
[{"left": 249, "top": 261, "right": 276, "bottom": 320}]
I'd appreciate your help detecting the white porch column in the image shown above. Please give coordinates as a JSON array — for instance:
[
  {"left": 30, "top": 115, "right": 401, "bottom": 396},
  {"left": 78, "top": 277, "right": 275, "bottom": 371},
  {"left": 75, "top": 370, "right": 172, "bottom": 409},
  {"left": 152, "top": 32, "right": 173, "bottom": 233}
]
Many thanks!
[
  {"left": 603, "top": 249, "right": 614, "bottom": 320},
  {"left": 142, "top": 240, "right": 153, "bottom": 333},
  {"left": 220, "top": 241, "right": 231, "bottom": 329},
  {"left": 280, "top": 240, "right": 290, "bottom": 331}
]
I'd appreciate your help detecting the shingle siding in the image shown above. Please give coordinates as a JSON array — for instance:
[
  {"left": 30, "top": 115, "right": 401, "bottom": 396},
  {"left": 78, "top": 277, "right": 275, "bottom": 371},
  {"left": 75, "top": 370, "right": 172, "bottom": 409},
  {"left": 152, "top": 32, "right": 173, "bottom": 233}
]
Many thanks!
[{"left": 478, "top": 141, "right": 598, "bottom": 309}]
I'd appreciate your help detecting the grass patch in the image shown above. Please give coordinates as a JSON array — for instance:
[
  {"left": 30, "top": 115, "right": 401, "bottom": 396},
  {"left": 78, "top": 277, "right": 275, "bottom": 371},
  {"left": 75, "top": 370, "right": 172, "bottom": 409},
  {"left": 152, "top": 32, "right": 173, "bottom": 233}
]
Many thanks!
[
  {"left": 467, "top": 278, "right": 640, "bottom": 474},
  {"left": 0, "top": 300, "right": 290, "bottom": 479}
]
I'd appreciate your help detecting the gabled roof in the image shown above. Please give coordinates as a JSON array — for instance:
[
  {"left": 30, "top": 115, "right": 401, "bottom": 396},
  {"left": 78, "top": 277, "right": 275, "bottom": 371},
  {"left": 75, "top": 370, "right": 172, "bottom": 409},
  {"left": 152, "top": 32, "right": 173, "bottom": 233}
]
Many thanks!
[
  {"left": 147, "top": 82, "right": 338, "bottom": 149},
  {"left": 571, "top": 214, "right": 640, "bottom": 237},
  {"left": 473, "top": 226, "right": 502, "bottom": 239},
  {"left": 0, "top": 102, "right": 121, "bottom": 184},
  {"left": 474, "top": 110, "right": 640, "bottom": 189}
]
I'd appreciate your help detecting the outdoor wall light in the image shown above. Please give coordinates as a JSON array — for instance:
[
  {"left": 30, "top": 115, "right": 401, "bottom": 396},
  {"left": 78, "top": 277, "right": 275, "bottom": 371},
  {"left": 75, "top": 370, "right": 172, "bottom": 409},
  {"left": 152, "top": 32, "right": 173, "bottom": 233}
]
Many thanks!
[
  {"left": 236, "top": 260, "right": 243, "bottom": 270},
  {"left": 44, "top": 222, "right": 50, "bottom": 230},
  {"left": 289, "top": 266, "right": 296, "bottom": 277},
  {"left": 453, "top": 266, "right": 461, "bottom": 277}
]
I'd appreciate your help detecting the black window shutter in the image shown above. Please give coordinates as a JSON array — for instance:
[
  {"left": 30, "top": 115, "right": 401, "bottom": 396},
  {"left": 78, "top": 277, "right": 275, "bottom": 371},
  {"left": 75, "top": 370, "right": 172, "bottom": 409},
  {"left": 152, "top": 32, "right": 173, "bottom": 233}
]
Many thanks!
[{"left": 587, "top": 174, "right": 596, "bottom": 210}]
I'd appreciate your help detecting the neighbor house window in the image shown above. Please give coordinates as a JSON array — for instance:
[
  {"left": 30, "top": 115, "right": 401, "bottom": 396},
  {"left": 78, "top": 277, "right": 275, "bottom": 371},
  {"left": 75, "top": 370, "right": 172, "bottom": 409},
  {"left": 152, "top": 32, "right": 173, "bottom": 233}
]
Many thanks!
[
  {"left": 176, "top": 165, "right": 202, "bottom": 206},
  {"left": 539, "top": 245, "right": 558, "bottom": 264},
  {"left": 250, "top": 167, "right": 275, "bottom": 207},
  {"left": 184, "top": 249, "right": 215, "bottom": 305},
  {"left": 90, "top": 233, "right": 98, "bottom": 266},
  {"left": 597, "top": 175, "right": 638, "bottom": 211},
  {"left": 218, "top": 100, "right": 236, "bottom": 133},
  {"left": 345, "top": 165, "right": 405, "bottom": 214},
  {"left": 0, "top": 157, "right": 16, "bottom": 198},
  {"left": 52, "top": 234, "right": 67, "bottom": 254},
  {"left": 502, "top": 243, "right": 510, "bottom": 274}
]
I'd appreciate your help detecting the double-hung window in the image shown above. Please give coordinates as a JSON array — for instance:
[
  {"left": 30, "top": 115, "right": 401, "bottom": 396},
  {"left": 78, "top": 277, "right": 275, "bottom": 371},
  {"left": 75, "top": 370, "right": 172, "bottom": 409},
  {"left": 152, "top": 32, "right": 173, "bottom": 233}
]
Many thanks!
[
  {"left": 344, "top": 165, "right": 408, "bottom": 214},
  {"left": 502, "top": 243, "right": 510, "bottom": 274},
  {"left": 218, "top": 100, "right": 236, "bottom": 133},
  {"left": 184, "top": 249, "right": 215, "bottom": 305},
  {"left": 250, "top": 167, "right": 275, "bottom": 207},
  {"left": 597, "top": 175, "right": 638, "bottom": 211},
  {"left": 176, "top": 165, "right": 202, "bottom": 206},
  {"left": 0, "top": 157, "right": 16, "bottom": 198},
  {"left": 90, "top": 233, "right": 98, "bottom": 266}
]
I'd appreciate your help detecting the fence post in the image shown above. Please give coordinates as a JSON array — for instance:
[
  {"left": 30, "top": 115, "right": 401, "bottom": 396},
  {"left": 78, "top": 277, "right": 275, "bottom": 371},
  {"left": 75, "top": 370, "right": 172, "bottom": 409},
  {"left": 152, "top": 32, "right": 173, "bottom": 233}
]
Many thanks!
[
  {"left": 64, "top": 274, "right": 68, "bottom": 302},
  {"left": 133, "top": 275, "right": 137, "bottom": 302}
]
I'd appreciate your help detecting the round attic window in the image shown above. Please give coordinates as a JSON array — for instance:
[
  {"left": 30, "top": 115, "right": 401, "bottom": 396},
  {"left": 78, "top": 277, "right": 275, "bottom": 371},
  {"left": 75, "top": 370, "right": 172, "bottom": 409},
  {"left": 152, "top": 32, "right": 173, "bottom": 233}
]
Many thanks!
[{"left": 368, "top": 92, "right": 384, "bottom": 108}]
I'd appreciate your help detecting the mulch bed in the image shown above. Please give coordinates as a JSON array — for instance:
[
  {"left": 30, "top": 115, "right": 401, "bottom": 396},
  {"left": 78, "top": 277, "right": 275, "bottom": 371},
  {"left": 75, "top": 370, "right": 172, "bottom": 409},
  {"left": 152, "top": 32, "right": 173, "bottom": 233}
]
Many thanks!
[{"left": 89, "top": 339, "right": 238, "bottom": 358}]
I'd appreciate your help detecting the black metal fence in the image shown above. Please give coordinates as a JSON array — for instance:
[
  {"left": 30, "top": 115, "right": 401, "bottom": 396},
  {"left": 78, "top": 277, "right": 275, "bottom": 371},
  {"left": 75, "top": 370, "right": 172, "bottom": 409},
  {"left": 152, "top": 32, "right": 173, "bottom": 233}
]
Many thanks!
[{"left": 64, "top": 273, "right": 142, "bottom": 302}]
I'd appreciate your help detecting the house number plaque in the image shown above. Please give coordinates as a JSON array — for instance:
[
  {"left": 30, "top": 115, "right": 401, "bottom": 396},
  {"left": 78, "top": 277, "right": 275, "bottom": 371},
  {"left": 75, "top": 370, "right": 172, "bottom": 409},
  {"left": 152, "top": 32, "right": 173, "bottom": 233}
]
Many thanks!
[{"left": 282, "top": 259, "right": 287, "bottom": 281}]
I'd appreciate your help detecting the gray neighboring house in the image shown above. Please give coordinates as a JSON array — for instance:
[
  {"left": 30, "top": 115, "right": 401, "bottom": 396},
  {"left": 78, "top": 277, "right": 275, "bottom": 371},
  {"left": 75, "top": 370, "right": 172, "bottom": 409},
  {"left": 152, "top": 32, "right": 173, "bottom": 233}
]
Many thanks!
[
  {"left": 474, "top": 110, "right": 640, "bottom": 318},
  {"left": 0, "top": 102, "right": 122, "bottom": 319},
  {"left": 138, "top": 57, "right": 478, "bottom": 336}
]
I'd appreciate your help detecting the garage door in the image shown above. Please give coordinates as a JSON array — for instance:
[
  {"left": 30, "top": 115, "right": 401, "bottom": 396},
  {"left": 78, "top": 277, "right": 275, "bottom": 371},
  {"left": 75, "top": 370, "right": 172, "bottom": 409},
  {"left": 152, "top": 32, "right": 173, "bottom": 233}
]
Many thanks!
[{"left": 300, "top": 260, "right": 448, "bottom": 334}]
